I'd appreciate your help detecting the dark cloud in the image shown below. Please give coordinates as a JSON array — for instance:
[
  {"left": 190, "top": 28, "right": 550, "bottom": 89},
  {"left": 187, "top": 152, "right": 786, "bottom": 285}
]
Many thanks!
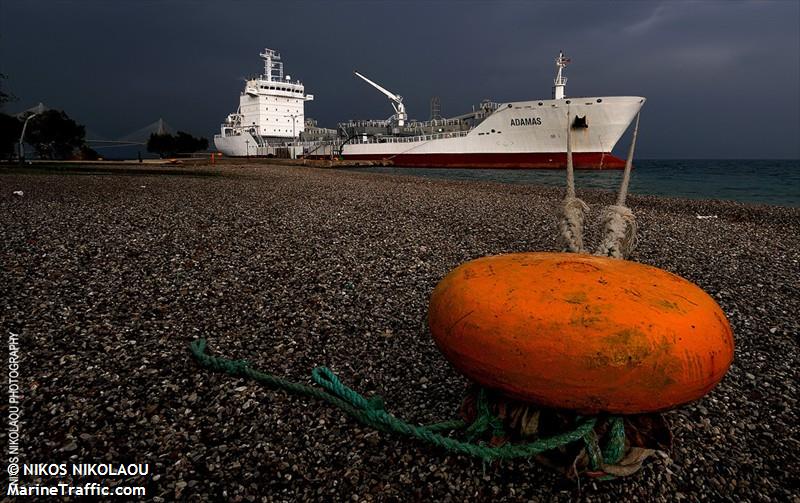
[{"left": 1, "top": 0, "right": 798, "bottom": 158}]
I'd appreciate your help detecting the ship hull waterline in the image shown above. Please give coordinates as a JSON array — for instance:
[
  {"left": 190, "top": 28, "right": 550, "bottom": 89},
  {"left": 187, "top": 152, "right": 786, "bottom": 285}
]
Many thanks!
[{"left": 306, "top": 152, "right": 628, "bottom": 169}]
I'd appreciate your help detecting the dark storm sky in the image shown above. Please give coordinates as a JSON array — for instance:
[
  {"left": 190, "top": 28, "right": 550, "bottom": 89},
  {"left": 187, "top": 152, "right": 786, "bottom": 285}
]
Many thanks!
[{"left": 1, "top": 0, "right": 798, "bottom": 158}]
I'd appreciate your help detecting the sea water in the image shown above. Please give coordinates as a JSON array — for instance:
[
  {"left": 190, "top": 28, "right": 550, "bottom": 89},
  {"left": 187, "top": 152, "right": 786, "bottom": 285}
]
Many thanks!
[{"left": 348, "top": 160, "right": 800, "bottom": 207}]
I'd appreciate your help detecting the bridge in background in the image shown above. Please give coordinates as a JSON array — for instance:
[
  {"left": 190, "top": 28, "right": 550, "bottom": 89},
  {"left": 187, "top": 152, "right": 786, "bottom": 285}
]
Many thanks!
[
  {"left": 86, "top": 118, "right": 174, "bottom": 149},
  {"left": 16, "top": 103, "right": 176, "bottom": 150}
]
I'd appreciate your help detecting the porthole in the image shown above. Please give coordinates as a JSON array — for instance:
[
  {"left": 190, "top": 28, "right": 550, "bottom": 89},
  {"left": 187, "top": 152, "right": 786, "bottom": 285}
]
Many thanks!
[
  {"left": 597, "top": 98, "right": 603, "bottom": 103},
  {"left": 538, "top": 102, "right": 543, "bottom": 106},
  {"left": 566, "top": 100, "right": 571, "bottom": 104},
  {"left": 491, "top": 129, "right": 496, "bottom": 133},
  {"left": 507, "top": 104, "right": 512, "bottom": 108}
]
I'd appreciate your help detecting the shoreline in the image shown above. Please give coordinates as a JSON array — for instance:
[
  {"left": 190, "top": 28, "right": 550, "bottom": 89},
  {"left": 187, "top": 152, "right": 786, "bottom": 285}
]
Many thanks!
[
  {"left": 1, "top": 163, "right": 797, "bottom": 501},
  {"left": 4, "top": 160, "right": 799, "bottom": 210}
]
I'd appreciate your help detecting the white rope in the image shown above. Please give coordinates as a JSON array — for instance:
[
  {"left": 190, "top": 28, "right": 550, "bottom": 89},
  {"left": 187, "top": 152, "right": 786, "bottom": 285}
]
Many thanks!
[
  {"left": 595, "top": 112, "right": 641, "bottom": 259},
  {"left": 560, "top": 110, "right": 589, "bottom": 253},
  {"left": 556, "top": 110, "right": 642, "bottom": 259},
  {"left": 560, "top": 197, "right": 590, "bottom": 253},
  {"left": 594, "top": 205, "right": 638, "bottom": 259},
  {"left": 615, "top": 112, "right": 640, "bottom": 208}
]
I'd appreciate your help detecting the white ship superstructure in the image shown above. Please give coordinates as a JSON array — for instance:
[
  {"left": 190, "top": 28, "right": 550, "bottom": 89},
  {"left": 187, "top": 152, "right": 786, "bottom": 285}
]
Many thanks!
[{"left": 214, "top": 49, "right": 313, "bottom": 157}]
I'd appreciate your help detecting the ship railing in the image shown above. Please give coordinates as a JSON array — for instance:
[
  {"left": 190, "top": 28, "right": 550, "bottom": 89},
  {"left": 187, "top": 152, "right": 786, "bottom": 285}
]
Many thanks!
[
  {"left": 339, "top": 118, "right": 468, "bottom": 129},
  {"left": 291, "top": 140, "right": 341, "bottom": 147},
  {"left": 340, "top": 119, "right": 392, "bottom": 128},
  {"left": 348, "top": 130, "right": 470, "bottom": 145},
  {"left": 412, "top": 118, "right": 467, "bottom": 127}
]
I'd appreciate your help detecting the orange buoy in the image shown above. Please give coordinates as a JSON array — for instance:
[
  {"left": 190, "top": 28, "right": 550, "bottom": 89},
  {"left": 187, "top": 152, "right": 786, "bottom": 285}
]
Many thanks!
[{"left": 429, "top": 252, "right": 734, "bottom": 414}]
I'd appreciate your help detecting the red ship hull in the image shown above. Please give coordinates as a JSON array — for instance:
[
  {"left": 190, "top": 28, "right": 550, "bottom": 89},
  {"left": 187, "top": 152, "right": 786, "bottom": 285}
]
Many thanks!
[{"left": 311, "top": 152, "right": 627, "bottom": 169}]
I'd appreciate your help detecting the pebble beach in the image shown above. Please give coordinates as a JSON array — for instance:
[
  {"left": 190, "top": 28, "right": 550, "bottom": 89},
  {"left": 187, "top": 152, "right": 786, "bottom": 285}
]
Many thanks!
[{"left": 1, "top": 163, "right": 798, "bottom": 501}]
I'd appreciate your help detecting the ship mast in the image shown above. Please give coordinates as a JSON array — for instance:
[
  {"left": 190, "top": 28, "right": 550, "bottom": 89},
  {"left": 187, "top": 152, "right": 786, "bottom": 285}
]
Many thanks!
[
  {"left": 553, "top": 51, "right": 570, "bottom": 100},
  {"left": 354, "top": 71, "right": 407, "bottom": 127},
  {"left": 260, "top": 48, "right": 284, "bottom": 82}
]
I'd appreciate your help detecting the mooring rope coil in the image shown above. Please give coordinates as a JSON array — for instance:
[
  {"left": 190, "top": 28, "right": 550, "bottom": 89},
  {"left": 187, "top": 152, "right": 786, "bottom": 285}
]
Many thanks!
[
  {"left": 560, "top": 111, "right": 642, "bottom": 259},
  {"left": 594, "top": 204, "right": 638, "bottom": 259},
  {"left": 189, "top": 339, "right": 631, "bottom": 464}
]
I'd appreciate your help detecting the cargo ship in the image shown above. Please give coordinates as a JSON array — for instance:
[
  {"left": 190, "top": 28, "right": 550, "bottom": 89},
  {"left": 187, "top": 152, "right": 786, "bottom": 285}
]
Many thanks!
[{"left": 214, "top": 50, "right": 645, "bottom": 169}]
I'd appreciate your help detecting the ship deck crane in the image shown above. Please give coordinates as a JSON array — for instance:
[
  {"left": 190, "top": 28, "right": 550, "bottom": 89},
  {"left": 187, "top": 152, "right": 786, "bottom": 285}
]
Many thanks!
[{"left": 354, "top": 71, "right": 407, "bottom": 127}]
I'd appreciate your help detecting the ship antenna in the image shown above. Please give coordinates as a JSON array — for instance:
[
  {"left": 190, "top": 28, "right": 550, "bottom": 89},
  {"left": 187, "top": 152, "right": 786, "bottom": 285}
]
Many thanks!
[{"left": 553, "top": 50, "right": 570, "bottom": 100}]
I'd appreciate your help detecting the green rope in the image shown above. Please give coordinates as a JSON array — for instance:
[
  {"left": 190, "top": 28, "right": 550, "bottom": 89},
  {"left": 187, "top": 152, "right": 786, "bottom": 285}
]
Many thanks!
[
  {"left": 190, "top": 339, "right": 610, "bottom": 462},
  {"left": 463, "top": 389, "right": 504, "bottom": 441},
  {"left": 602, "top": 416, "right": 626, "bottom": 465},
  {"left": 584, "top": 430, "right": 603, "bottom": 471},
  {"left": 582, "top": 416, "right": 626, "bottom": 480}
]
